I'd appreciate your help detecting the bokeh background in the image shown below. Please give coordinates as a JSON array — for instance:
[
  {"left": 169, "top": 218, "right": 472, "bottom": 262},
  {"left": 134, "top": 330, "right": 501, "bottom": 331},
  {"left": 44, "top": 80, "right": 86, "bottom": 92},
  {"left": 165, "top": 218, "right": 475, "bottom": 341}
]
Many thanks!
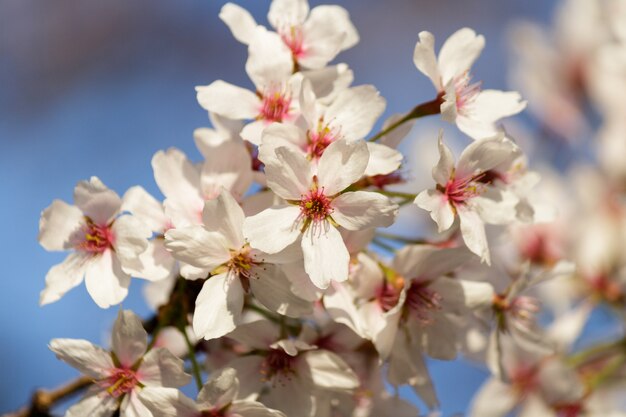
[{"left": 0, "top": 0, "right": 555, "bottom": 414}]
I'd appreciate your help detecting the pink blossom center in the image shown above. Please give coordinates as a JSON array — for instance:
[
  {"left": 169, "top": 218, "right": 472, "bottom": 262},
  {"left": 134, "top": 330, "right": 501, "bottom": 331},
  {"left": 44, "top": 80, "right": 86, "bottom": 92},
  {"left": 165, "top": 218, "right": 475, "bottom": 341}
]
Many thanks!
[
  {"left": 509, "top": 296, "right": 541, "bottom": 329},
  {"left": 78, "top": 218, "right": 115, "bottom": 254},
  {"left": 259, "top": 89, "right": 292, "bottom": 123},
  {"left": 225, "top": 245, "right": 259, "bottom": 292},
  {"left": 260, "top": 349, "right": 297, "bottom": 384},
  {"left": 510, "top": 364, "right": 538, "bottom": 397},
  {"left": 453, "top": 72, "right": 481, "bottom": 114},
  {"left": 103, "top": 368, "right": 139, "bottom": 398},
  {"left": 404, "top": 281, "right": 442, "bottom": 324},
  {"left": 442, "top": 175, "right": 482, "bottom": 207},
  {"left": 375, "top": 281, "right": 403, "bottom": 313},
  {"left": 306, "top": 127, "right": 336, "bottom": 159},
  {"left": 299, "top": 185, "right": 333, "bottom": 224},
  {"left": 280, "top": 26, "right": 305, "bottom": 58},
  {"left": 555, "top": 403, "right": 584, "bottom": 417},
  {"left": 201, "top": 409, "right": 228, "bottom": 417}
]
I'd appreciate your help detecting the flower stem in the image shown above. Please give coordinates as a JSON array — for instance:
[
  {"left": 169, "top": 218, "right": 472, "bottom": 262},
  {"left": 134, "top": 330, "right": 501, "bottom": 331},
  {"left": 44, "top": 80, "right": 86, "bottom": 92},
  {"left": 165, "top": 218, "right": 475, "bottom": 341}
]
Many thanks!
[
  {"left": 181, "top": 327, "right": 203, "bottom": 391},
  {"left": 367, "top": 96, "right": 443, "bottom": 143},
  {"left": 376, "top": 232, "right": 428, "bottom": 245},
  {"left": 375, "top": 189, "right": 418, "bottom": 200}
]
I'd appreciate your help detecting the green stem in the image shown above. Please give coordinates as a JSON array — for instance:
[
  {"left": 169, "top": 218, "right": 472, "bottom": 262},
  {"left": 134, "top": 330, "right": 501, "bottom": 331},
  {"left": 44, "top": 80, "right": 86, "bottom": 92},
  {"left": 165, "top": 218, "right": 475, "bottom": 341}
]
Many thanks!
[
  {"left": 567, "top": 338, "right": 626, "bottom": 367},
  {"left": 587, "top": 354, "right": 626, "bottom": 391},
  {"left": 371, "top": 238, "right": 396, "bottom": 253},
  {"left": 367, "top": 96, "right": 442, "bottom": 143},
  {"left": 181, "top": 327, "right": 203, "bottom": 391},
  {"left": 376, "top": 232, "right": 427, "bottom": 245},
  {"left": 376, "top": 190, "right": 418, "bottom": 200}
]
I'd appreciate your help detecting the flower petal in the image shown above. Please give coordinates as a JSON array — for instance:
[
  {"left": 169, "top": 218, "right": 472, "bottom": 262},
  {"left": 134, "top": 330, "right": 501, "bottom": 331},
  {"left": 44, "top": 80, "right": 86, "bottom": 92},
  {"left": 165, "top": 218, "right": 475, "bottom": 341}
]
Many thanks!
[
  {"left": 249, "top": 264, "right": 312, "bottom": 318},
  {"left": 151, "top": 148, "right": 202, "bottom": 214},
  {"left": 304, "top": 350, "right": 359, "bottom": 390},
  {"left": 197, "top": 367, "right": 239, "bottom": 410},
  {"left": 438, "top": 27, "right": 485, "bottom": 86},
  {"left": 219, "top": 3, "right": 258, "bottom": 45},
  {"left": 138, "top": 348, "right": 191, "bottom": 388},
  {"left": 413, "top": 31, "right": 441, "bottom": 90},
  {"left": 38, "top": 200, "right": 84, "bottom": 251},
  {"left": 121, "top": 186, "right": 168, "bottom": 233},
  {"left": 414, "top": 189, "right": 455, "bottom": 233},
  {"left": 74, "top": 177, "right": 121, "bottom": 225},
  {"left": 111, "top": 310, "right": 148, "bottom": 368},
  {"left": 325, "top": 86, "right": 385, "bottom": 140},
  {"left": 112, "top": 215, "right": 151, "bottom": 267},
  {"left": 164, "top": 227, "right": 231, "bottom": 270},
  {"left": 196, "top": 80, "right": 260, "bottom": 120},
  {"left": 49, "top": 338, "right": 114, "bottom": 379},
  {"left": 201, "top": 190, "right": 245, "bottom": 249},
  {"left": 331, "top": 191, "right": 398, "bottom": 230},
  {"left": 243, "top": 205, "right": 302, "bottom": 254},
  {"left": 317, "top": 139, "right": 369, "bottom": 195},
  {"left": 458, "top": 207, "right": 490, "bottom": 264},
  {"left": 245, "top": 27, "right": 293, "bottom": 88},
  {"left": 139, "top": 387, "right": 198, "bottom": 417},
  {"left": 66, "top": 391, "right": 118, "bottom": 417},
  {"left": 40, "top": 253, "right": 90, "bottom": 306},
  {"left": 84, "top": 250, "right": 130, "bottom": 308},
  {"left": 192, "top": 273, "right": 244, "bottom": 340},
  {"left": 263, "top": 145, "right": 312, "bottom": 200},
  {"left": 301, "top": 224, "right": 349, "bottom": 289},
  {"left": 268, "top": 0, "right": 309, "bottom": 28}
]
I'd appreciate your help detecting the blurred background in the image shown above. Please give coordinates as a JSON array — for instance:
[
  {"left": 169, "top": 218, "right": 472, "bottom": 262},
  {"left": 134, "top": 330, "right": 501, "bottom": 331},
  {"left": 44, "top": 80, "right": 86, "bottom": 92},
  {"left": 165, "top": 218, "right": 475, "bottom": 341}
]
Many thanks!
[{"left": 0, "top": 0, "right": 555, "bottom": 414}]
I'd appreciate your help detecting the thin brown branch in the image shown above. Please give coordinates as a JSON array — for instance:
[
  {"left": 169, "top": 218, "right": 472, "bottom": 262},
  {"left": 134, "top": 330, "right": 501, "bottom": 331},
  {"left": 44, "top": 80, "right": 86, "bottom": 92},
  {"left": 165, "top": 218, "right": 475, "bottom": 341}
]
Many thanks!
[{"left": 7, "top": 376, "right": 92, "bottom": 417}]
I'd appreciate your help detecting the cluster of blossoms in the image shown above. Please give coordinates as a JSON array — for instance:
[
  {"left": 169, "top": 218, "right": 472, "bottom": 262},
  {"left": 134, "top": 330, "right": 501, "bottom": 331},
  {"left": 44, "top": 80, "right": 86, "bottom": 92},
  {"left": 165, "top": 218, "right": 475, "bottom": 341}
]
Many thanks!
[{"left": 24, "top": 0, "right": 626, "bottom": 416}]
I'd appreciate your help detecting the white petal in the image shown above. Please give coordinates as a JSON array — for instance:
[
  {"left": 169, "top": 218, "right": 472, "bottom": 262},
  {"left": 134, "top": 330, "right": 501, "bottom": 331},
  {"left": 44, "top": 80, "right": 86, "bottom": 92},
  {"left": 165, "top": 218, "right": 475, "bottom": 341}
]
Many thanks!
[
  {"left": 261, "top": 373, "right": 314, "bottom": 417},
  {"left": 151, "top": 148, "right": 202, "bottom": 210},
  {"left": 197, "top": 367, "right": 239, "bottom": 409},
  {"left": 240, "top": 120, "right": 268, "bottom": 146},
  {"left": 299, "top": 6, "right": 355, "bottom": 69},
  {"left": 301, "top": 63, "right": 354, "bottom": 105},
  {"left": 325, "top": 86, "right": 385, "bottom": 140},
  {"left": 139, "top": 387, "right": 198, "bottom": 417},
  {"left": 121, "top": 186, "right": 168, "bottom": 233},
  {"left": 317, "top": 140, "right": 369, "bottom": 195},
  {"left": 123, "top": 240, "right": 176, "bottom": 282},
  {"left": 196, "top": 80, "right": 260, "bottom": 120},
  {"left": 263, "top": 146, "right": 312, "bottom": 200},
  {"left": 138, "top": 348, "right": 191, "bottom": 387},
  {"left": 471, "top": 89, "right": 526, "bottom": 123},
  {"left": 304, "top": 350, "right": 359, "bottom": 390},
  {"left": 458, "top": 280, "right": 496, "bottom": 309},
  {"left": 414, "top": 189, "right": 455, "bottom": 232},
  {"left": 364, "top": 142, "right": 403, "bottom": 177},
  {"left": 413, "top": 31, "right": 442, "bottom": 90},
  {"left": 243, "top": 206, "right": 302, "bottom": 254},
  {"left": 201, "top": 141, "right": 253, "bottom": 202},
  {"left": 38, "top": 200, "right": 83, "bottom": 251},
  {"left": 438, "top": 28, "right": 485, "bottom": 86},
  {"left": 331, "top": 191, "right": 398, "bottom": 230},
  {"left": 112, "top": 215, "right": 151, "bottom": 266},
  {"left": 432, "top": 131, "right": 455, "bottom": 184},
  {"left": 268, "top": 0, "right": 309, "bottom": 28},
  {"left": 249, "top": 264, "right": 312, "bottom": 318},
  {"left": 258, "top": 123, "right": 306, "bottom": 164},
  {"left": 231, "top": 401, "right": 287, "bottom": 417},
  {"left": 456, "top": 135, "right": 521, "bottom": 178},
  {"left": 201, "top": 191, "right": 245, "bottom": 248},
  {"left": 393, "top": 245, "right": 472, "bottom": 281},
  {"left": 226, "top": 356, "right": 265, "bottom": 399},
  {"left": 164, "top": 227, "right": 231, "bottom": 270},
  {"left": 84, "top": 250, "right": 130, "bottom": 308},
  {"left": 226, "top": 319, "right": 281, "bottom": 350},
  {"left": 111, "top": 310, "right": 148, "bottom": 368},
  {"left": 49, "top": 338, "right": 114, "bottom": 379},
  {"left": 301, "top": 224, "right": 349, "bottom": 289},
  {"left": 74, "top": 177, "right": 121, "bottom": 224},
  {"left": 40, "top": 253, "right": 89, "bottom": 306},
  {"left": 193, "top": 273, "right": 244, "bottom": 340},
  {"left": 66, "top": 391, "right": 118, "bottom": 417},
  {"left": 219, "top": 3, "right": 258, "bottom": 45},
  {"left": 307, "top": 5, "right": 358, "bottom": 51},
  {"left": 468, "top": 378, "right": 517, "bottom": 417},
  {"left": 245, "top": 27, "right": 293, "bottom": 88},
  {"left": 458, "top": 207, "right": 490, "bottom": 264}
]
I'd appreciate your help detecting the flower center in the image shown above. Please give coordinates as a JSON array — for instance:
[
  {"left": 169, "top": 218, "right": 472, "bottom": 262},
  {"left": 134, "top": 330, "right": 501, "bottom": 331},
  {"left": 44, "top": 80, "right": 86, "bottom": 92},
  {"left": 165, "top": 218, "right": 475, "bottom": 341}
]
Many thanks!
[
  {"left": 103, "top": 368, "right": 139, "bottom": 398},
  {"left": 260, "top": 349, "right": 297, "bottom": 384},
  {"left": 510, "top": 364, "right": 538, "bottom": 397},
  {"left": 78, "top": 218, "right": 114, "bottom": 254},
  {"left": 306, "top": 126, "right": 336, "bottom": 159},
  {"left": 299, "top": 183, "right": 333, "bottom": 226},
  {"left": 375, "top": 268, "right": 405, "bottom": 312},
  {"left": 404, "top": 281, "right": 442, "bottom": 324},
  {"left": 201, "top": 409, "right": 228, "bottom": 417},
  {"left": 555, "top": 403, "right": 584, "bottom": 417},
  {"left": 453, "top": 72, "right": 481, "bottom": 115},
  {"left": 259, "top": 88, "right": 292, "bottom": 123},
  {"left": 225, "top": 246, "right": 259, "bottom": 292},
  {"left": 280, "top": 26, "right": 305, "bottom": 58}
]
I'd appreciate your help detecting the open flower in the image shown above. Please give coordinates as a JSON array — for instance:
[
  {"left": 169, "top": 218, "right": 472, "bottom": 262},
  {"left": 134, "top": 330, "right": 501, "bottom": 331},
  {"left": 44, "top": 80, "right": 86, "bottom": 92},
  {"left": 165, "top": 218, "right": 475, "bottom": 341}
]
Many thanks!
[
  {"left": 39, "top": 177, "right": 152, "bottom": 308},
  {"left": 49, "top": 310, "right": 190, "bottom": 417},
  {"left": 243, "top": 140, "right": 398, "bottom": 288}
]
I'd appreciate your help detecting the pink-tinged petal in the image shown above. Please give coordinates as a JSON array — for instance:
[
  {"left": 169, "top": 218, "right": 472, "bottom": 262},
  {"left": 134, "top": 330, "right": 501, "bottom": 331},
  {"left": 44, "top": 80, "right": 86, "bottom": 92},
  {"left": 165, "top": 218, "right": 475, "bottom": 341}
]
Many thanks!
[
  {"left": 249, "top": 264, "right": 312, "bottom": 318},
  {"left": 301, "top": 224, "right": 349, "bottom": 289},
  {"left": 468, "top": 377, "right": 517, "bottom": 417},
  {"left": 151, "top": 148, "right": 202, "bottom": 208},
  {"left": 473, "top": 191, "right": 519, "bottom": 225},
  {"left": 40, "top": 253, "right": 90, "bottom": 306},
  {"left": 393, "top": 245, "right": 472, "bottom": 281},
  {"left": 230, "top": 401, "right": 287, "bottom": 417},
  {"left": 298, "top": 11, "right": 345, "bottom": 69},
  {"left": 112, "top": 215, "right": 151, "bottom": 267},
  {"left": 245, "top": 27, "right": 293, "bottom": 88},
  {"left": 304, "top": 350, "right": 359, "bottom": 390},
  {"left": 121, "top": 186, "right": 168, "bottom": 233},
  {"left": 196, "top": 80, "right": 260, "bottom": 120},
  {"left": 268, "top": 0, "right": 309, "bottom": 28},
  {"left": 123, "top": 240, "right": 176, "bottom": 283},
  {"left": 364, "top": 142, "right": 402, "bottom": 176},
  {"left": 243, "top": 205, "right": 302, "bottom": 254},
  {"left": 66, "top": 391, "right": 118, "bottom": 417},
  {"left": 201, "top": 141, "right": 253, "bottom": 202},
  {"left": 179, "top": 262, "right": 211, "bottom": 281},
  {"left": 455, "top": 114, "right": 499, "bottom": 140},
  {"left": 164, "top": 227, "right": 231, "bottom": 270},
  {"left": 365, "top": 302, "right": 401, "bottom": 360},
  {"left": 201, "top": 191, "right": 245, "bottom": 249},
  {"left": 432, "top": 132, "right": 455, "bottom": 185},
  {"left": 138, "top": 348, "right": 191, "bottom": 388},
  {"left": 223, "top": 355, "right": 265, "bottom": 400},
  {"left": 317, "top": 140, "right": 369, "bottom": 195},
  {"left": 258, "top": 123, "right": 306, "bottom": 164},
  {"left": 301, "top": 63, "right": 354, "bottom": 105},
  {"left": 240, "top": 120, "right": 267, "bottom": 146},
  {"left": 414, "top": 189, "right": 455, "bottom": 232},
  {"left": 282, "top": 262, "right": 321, "bottom": 302},
  {"left": 471, "top": 89, "right": 526, "bottom": 123},
  {"left": 388, "top": 341, "right": 438, "bottom": 409},
  {"left": 49, "top": 338, "right": 114, "bottom": 379},
  {"left": 139, "top": 387, "right": 199, "bottom": 417},
  {"left": 219, "top": 3, "right": 258, "bottom": 45},
  {"left": 263, "top": 146, "right": 312, "bottom": 200},
  {"left": 413, "top": 31, "right": 442, "bottom": 90},
  {"left": 226, "top": 319, "right": 281, "bottom": 351},
  {"left": 437, "top": 28, "right": 485, "bottom": 86},
  {"left": 261, "top": 373, "right": 313, "bottom": 417},
  {"left": 323, "top": 282, "right": 368, "bottom": 338},
  {"left": 193, "top": 273, "right": 244, "bottom": 340},
  {"left": 458, "top": 207, "right": 490, "bottom": 264},
  {"left": 38, "top": 200, "right": 84, "bottom": 251},
  {"left": 111, "top": 310, "right": 148, "bottom": 368},
  {"left": 332, "top": 191, "right": 398, "bottom": 230},
  {"left": 197, "top": 367, "right": 239, "bottom": 410},
  {"left": 307, "top": 5, "right": 358, "bottom": 51},
  {"left": 457, "top": 280, "right": 496, "bottom": 309},
  {"left": 85, "top": 250, "right": 130, "bottom": 308},
  {"left": 74, "top": 177, "right": 122, "bottom": 225},
  {"left": 325, "top": 86, "right": 385, "bottom": 140},
  {"left": 456, "top": 135, "right": 521, "bottom": 178},
  {"left": 122, "top": 391, "right": 154, "bottom": 417}
]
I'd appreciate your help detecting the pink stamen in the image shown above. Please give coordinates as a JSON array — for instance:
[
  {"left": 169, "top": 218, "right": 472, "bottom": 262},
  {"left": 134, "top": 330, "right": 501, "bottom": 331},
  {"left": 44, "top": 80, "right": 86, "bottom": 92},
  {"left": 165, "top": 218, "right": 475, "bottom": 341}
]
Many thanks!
[
  {"left": 260, "top": 349, "right": 297, "bottom": 385},
  {"left": 299, "top": 181, "right": 333, "bottom": 227},
  {"left": 510, "top": 363, "right": 538, "bottom": 397},
  {"left": 442, "top": 175, "right": 482, "bottom": 206},
  {"left": 453, "top": 72, "right": 481, "bottom": 114},
  {"left": 375, "top": 282, "right": 402, "bottom": 312},
  {"left": 280, "top": 26, "right": 305, "bottom": 58},
  {"left": 101, "top": 368, "right": 139, "bottom": 398},
  {"left": 306, "top": 127, "right": 336, "bottom": 159},
  {"left": 405, "top": 281, "right": 442, "bottom": 324},
  {"left": 77, "top": 218, "right": 115, "bottom": 254},
  {"left": 509, "top": 296, "right": 541, "bottom": 330},
  {"left": 259, "top": 87, "right": 292, "bottom": 123}
]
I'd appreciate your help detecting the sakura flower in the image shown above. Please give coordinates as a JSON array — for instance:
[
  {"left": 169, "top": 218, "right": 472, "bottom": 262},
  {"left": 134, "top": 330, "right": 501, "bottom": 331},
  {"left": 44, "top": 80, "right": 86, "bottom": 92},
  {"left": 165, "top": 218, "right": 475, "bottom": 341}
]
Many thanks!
[
  {"left": 243, "top": 140, "right": 398, "bottom": 288},
  {"left": 220, "top": 0, "right": 358, "bottom": 69},
  {"left": 414, "top": 28, "right": 526, "bottom": 139},
  {"left": 49, "top": 310, "right": 191, "bottom": 417},
  {"left": 165, "top": 191, "right": 311, "bottom": 341},
  {"left": 38, "top": 177, "right": 152, "bottom": 308},
  {"left": 415, "top": 133, "right": 523, "bottom": 264},
  {"left": 140, "top": 368, "right": 286, "bottom": 417}
]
